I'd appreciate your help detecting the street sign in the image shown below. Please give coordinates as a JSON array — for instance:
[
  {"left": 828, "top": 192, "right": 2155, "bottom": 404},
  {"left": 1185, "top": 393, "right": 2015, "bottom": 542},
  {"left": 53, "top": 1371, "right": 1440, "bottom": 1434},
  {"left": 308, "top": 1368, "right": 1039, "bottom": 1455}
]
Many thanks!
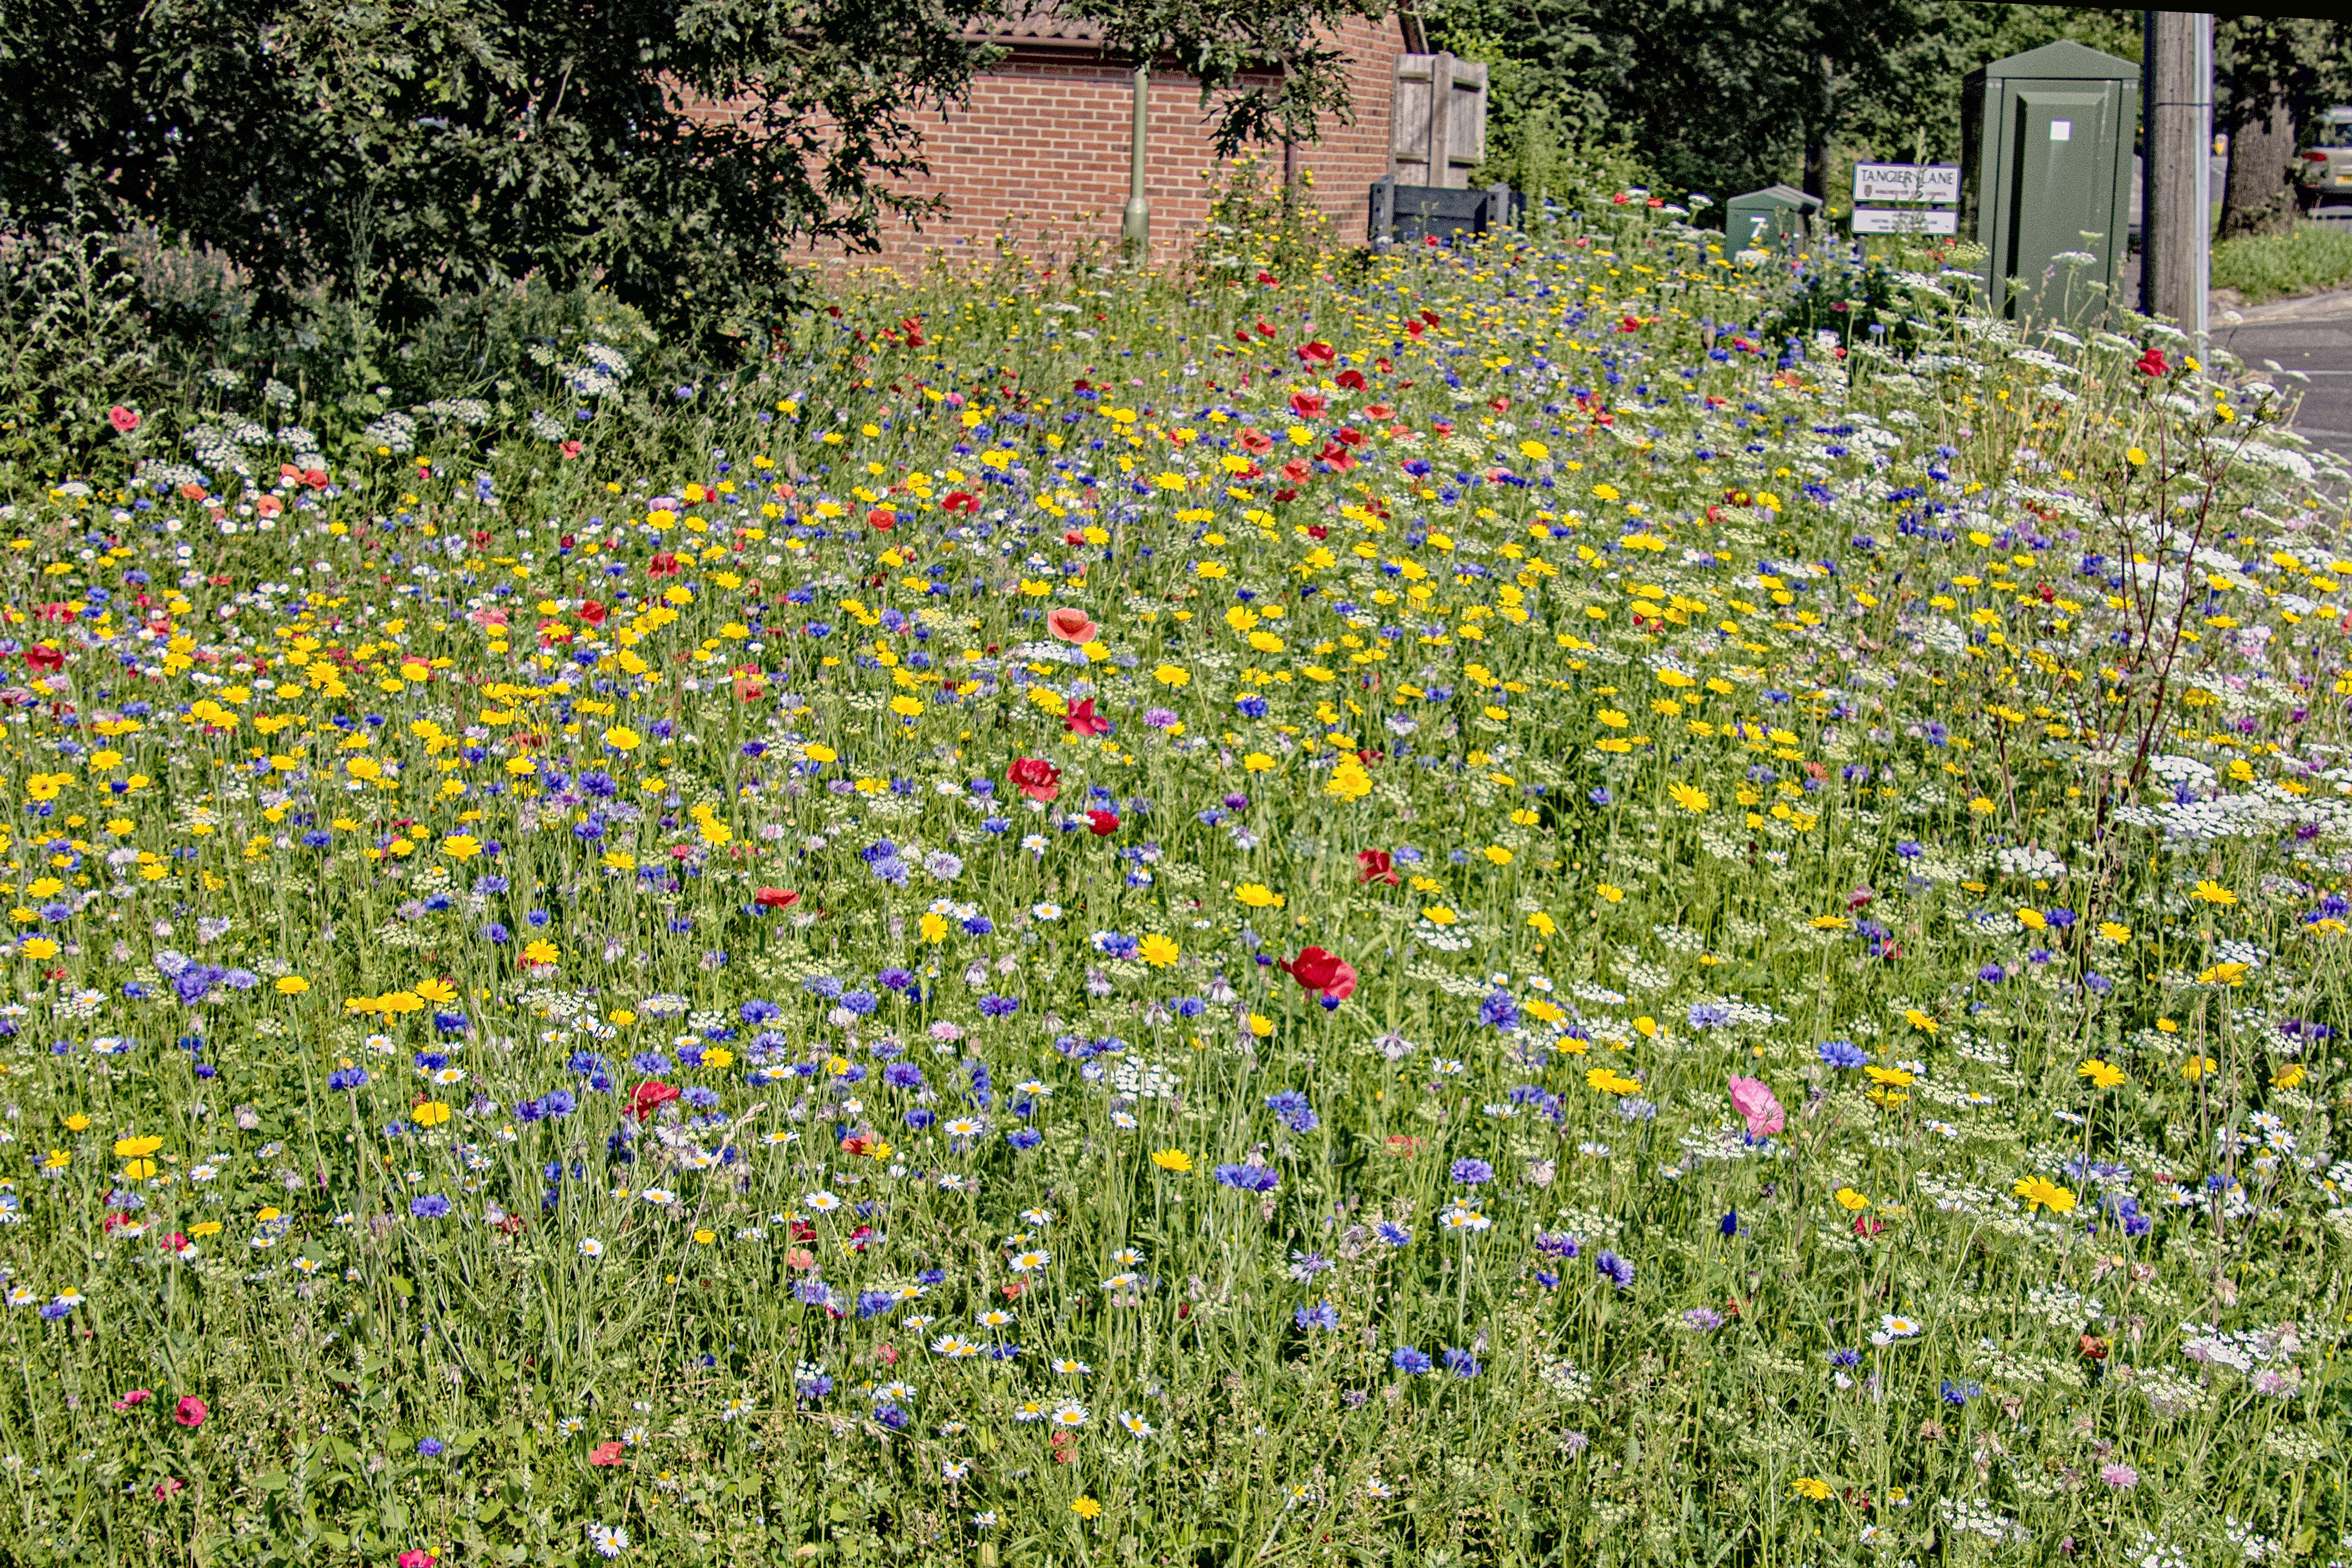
[
  {"left": 1852, "top": 163, "right": 1961, "bottom": 204},
  {"left": 1851, "top": 207, "right": 1960, "bottom": 234}
]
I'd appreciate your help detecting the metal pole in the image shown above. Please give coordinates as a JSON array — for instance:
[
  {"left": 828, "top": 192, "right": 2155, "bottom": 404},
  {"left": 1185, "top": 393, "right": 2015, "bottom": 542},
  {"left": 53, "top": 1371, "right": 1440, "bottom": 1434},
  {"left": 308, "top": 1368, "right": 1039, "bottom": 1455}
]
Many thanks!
[{"left": 1121, "top": 65, "right": 1151, "bottom": 263}]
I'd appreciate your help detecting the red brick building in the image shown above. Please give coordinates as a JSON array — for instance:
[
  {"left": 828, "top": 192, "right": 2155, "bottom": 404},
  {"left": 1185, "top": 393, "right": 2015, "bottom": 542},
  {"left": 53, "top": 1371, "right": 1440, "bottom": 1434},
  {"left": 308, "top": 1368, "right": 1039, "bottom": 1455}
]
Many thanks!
[{"left": 853, "top": 9, "right": 1432, "bottom": 271}]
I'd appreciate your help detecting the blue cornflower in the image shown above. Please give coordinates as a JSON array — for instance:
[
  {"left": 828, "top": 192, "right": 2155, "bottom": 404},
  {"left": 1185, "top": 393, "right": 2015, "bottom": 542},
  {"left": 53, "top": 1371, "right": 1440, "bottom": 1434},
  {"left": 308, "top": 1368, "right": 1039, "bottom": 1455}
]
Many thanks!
[
  {"left": 1594, "top": 1249, "right": 1634, "bottom": 1291},
  {"left": 1391, "top": 1347, "right": 1433, "bottom": 1375},
  {"left": 1212, "top": 1163, "right": 1279, "bottom": 1194},
  {"left": 1442, "top": 1347, "right": 1481, "bottom": 1378},
  {"left": 1294, "top": 1300, "right": 1340, "bottom": 1331},
  {"left": 1817, "top": 1040, "right": 1868, "bottom": 1070},
  {"left": 410, "top": 1194, "right": 452, "bottom": 1220}
]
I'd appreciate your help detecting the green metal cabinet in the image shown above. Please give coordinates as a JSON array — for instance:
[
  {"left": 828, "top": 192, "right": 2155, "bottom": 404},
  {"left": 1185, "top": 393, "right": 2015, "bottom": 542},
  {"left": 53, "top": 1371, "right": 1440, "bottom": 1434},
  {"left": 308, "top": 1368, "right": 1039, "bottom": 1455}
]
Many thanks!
[
  {"left": 1721, "top": 185, "right": 1822, "bottom": 252},
  {"left": 1961, "top": 39, "right": 2138, "bottom": 322}
]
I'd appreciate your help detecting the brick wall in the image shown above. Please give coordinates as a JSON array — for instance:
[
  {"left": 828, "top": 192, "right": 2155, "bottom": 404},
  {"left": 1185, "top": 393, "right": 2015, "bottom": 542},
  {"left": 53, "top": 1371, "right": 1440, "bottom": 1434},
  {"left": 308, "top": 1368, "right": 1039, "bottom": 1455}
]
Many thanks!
[{"left": 683, "top": 18, "right": 1412, "bottom": 275}]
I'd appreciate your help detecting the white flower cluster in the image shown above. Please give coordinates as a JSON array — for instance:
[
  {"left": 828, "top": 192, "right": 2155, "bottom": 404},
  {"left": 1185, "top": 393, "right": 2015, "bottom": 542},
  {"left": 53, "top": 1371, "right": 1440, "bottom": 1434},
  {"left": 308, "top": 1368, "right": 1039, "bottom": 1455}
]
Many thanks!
[{"left": 1996, "top": 844, "right": 2066, "bottom": 880}]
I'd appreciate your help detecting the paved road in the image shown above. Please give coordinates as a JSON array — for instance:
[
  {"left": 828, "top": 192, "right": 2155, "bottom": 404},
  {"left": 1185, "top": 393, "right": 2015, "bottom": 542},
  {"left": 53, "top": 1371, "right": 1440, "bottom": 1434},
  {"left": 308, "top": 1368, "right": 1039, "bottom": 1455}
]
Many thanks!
[{"left": 2215, "top": 289, "right": 2352, "bottom": 472}]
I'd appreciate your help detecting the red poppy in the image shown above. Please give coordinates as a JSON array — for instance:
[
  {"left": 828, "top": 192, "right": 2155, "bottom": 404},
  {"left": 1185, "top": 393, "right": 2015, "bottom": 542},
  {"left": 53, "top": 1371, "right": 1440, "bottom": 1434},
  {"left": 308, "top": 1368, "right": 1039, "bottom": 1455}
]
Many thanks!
[
  {"left": 1087, "top": 809, "right": 1119, "bottom": 836},
  {"left": 1238, "top": 427, "right": 1274, "bottom": 455},
  {"left": 867, "top": 507, "right": 896, "bottom": 531},
  {"left": 301, "top": 467, "right": 329, "bottom": 489},
  {"left": 1365, "top": 402, "right": 1393, "bottom": 421},
  {"left": 1288, "top": 391, "right": 1326, "bottom": 420},
  {"left": 1281, "top": 458, "right": 1311, "bottom": 484},
  {"left": 2135, "top": 347, "right": 2170, "bottom": 377},
  {"left": 1296, "top": 340, "right": 1336, "bottom": 364},
  {"left": 25, "top": 645, "right": 63, "bottom": 674},
  {"left": 647, "top": 552, "right": 681, "bottom": 576},
  {"left": 1278, "top": 945, "right": 1358, "bottom": 1000},
  {"left": 577, "top": 599, "right": 608, "bottom": 626},
  {"left": 942, "top": 490, "right": 977, "bottom": 514},
  {"left": 1045, "top": 606, "right": 1097, "bottom": 644},
  {"left": 754, "top": 887, "right": 800, "bottom": 910},
  {"left": 173, "top": 1396, "right": 208, "bottom": 1428},
  {"left": 1356, "top": 848, "right": 1400, "bottom": 885},
  {"left": 1852, "top": 1213, "right": 1886, "bottom": 1238},
  {"left": 589, "top": 1441, "right": 626, "bottom": 1467},
  {"left": 1063, "top": 697, "right": 1110, "bottom": 737},
  {"left": 626, "top": 1080, "right": 680, "bottom": 1121},
  {"left": 108, "top": 405, "right": 140, "bottom": 433},
  {"left": 1335, "top": 368, "right": 1367, "bottom": 391},
  {"left": 1008, "top": 756, "right": 1061, "bottom": 802}
]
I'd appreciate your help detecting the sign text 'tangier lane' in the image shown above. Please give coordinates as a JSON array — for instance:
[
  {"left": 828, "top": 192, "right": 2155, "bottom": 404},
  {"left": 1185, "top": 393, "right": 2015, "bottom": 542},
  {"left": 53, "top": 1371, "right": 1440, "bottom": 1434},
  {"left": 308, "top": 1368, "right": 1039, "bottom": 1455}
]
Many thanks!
[{"left": 1851, "top": 164, "right": 1962, "bottom": 205}]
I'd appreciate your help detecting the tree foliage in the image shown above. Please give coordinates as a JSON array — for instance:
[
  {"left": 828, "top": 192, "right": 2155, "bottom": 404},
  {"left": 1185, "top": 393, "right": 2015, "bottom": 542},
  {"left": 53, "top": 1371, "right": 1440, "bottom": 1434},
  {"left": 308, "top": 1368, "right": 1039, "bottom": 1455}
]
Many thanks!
[
  {"left": 1434, "top": 1, "right": 2145, "bottom": 201},
  {"left": 0, "top": 0, "right": 999, "bottom": 355}
]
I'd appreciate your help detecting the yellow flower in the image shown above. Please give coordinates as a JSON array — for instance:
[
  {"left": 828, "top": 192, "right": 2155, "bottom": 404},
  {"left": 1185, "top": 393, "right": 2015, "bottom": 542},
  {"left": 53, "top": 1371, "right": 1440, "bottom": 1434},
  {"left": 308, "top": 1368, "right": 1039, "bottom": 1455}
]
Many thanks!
[
  {"left": 1584, "top": 1067, "right": 1642, "bottom": 1095},
  {"left": 1070, "top": 1497, "right": 1104, "bottom": 1520},
  {"left": 113, "top": 1135, "right": 163, "bottom": 1160},
  {"left": 1421, "top": 905, "right": 1458, "bottom": 925},
  {"left": 2189, "top": 879, "right": 2237, "bottom": 906},
  {"left": 521, "top": 939, "right": 560, "bottom": 965},
  {"left": 414, "top": 1101, "right": 453, "bottom": 1128},
  {"left": 62, "top": 1113, "right": 90, "bottom": 1133},
  {"left": 2097, "top": 921, "right": 2132, "bottom": 944},
  {"left": 1138, "top": 933, "right": 1180, "bottom": 968},
  {"left": 19, "top": 936, "right": 58, "bottom": 960},
  {"left": 2271, "top": 1064, "right": 2305, "bottom": 1089},
  {"left": 1242, "top": 752, "right": 1276, "bottom": 773},
  {"left": 603, "top": 726, "right": 642, "bottom": 752},
  {"left": 888, "top": 694, "right": 924, "bottom": 718},
  {"left": 2013, "top": 907, "right": 2046, "bottom": 931},
  {"left": 275, "top": 976, "right": 311, "bottom": 995},
  {"left": 1967, "top": 796, "right": 1996, "bottom": 815},
  {"left": 693, "top": 1229, "right": 717, "bottom": 1245},
  {"left": 1526, "top": 911, "right": 1557, "bottom": 937},
  {"left": 2155, "top": 1016, "right": 2179, "bottom": 1034},
  {"left": 1903, "top": 1008, "right": 1938, "bottom": 1034},
  {"left": 1482, "top": 845, "right": 1513, "bottom": 865},
  {"left": 2076, "top": 1059, "right": 2126, "bottom": 1089},
  {"left": 1808, "top": 915, "right": 1849, "bottom": 931},
  {"left": 1247, "top": 1013, "right": 1274, "bottom": 1038},
  {"left": 2126, "top": 446, "right": 2148, "bottom": 466},
  {"left": 919, "top": 912, "right": 950, "bottom": 943},
  {"left": 2012, "top": 1177, "right": 2076, "bottom": 1213},
  {"left": 1233, "top": 883, "right": 1284, "bottom": 909},
  {"left": 1595, "top": 883, "right": 1624, "bottom": 904},
  {"left": 1863, "top": 1066, "right": 1914, "bottom": 1088},
  {"left": 805, "top": 743, "right": 837, "bottom": 764},
  {"left": 440, "top": 834, "right": 481, "bottom": 860},
  {"left": 2181, "top": 1054, "right": 2219, "bottom": 1081},
  {"left": 188, "top": 1221, "right": 223, "bottom": 1238},
  {"left": 1152, "top": 664, "right": 1190, "bottom": 686},
  {"left": 1833, "top": 1188, "right": 1870, "bottom": 1212},
  {"left": 1667, "top": 782, "right": 1709, "bottom": 813},
  {"left": 1150, "top": 1149, "right": 1193, "bottom": 1174},
  {"left": 1789, "top": 1477, "right": 1833, "bottom": 1502}
]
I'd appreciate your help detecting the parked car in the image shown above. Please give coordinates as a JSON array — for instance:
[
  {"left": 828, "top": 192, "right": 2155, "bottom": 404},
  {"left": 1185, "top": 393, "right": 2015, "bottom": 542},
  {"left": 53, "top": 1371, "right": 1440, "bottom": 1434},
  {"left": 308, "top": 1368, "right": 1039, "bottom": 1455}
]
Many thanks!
[{"left": 2300, "top": 107, "right": 2352, "bottom": 213}]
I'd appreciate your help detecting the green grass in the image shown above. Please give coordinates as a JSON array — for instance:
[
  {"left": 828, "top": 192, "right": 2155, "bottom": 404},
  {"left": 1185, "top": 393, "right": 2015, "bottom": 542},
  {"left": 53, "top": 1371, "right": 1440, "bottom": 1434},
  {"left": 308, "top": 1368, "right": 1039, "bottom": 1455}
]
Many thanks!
[
  {"left": 2211, "top": 220, "right": 2352, "bottom": 304},
  {"left": 0, "top": 207, "right": 2348, "bottom": 1566}
]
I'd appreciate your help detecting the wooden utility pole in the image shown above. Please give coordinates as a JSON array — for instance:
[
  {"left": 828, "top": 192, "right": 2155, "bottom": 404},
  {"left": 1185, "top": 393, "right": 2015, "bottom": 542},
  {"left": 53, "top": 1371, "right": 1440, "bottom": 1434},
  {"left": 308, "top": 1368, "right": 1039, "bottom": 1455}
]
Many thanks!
[{"left": 2140, "top": 10, "right": 2212, "bottom": 336}]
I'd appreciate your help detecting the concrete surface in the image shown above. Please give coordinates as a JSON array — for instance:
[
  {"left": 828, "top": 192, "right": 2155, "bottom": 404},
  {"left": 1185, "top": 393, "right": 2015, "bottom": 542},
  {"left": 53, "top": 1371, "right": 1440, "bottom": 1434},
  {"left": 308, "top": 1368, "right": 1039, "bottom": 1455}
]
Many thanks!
[{"left": 2214, "top": 287, "right": 2352, "bottom": 471}]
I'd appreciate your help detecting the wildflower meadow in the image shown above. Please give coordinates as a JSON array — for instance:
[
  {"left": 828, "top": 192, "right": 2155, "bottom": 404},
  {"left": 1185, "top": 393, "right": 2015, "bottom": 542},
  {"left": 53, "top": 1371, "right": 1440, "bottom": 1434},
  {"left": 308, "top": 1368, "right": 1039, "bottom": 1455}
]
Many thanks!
[{"left": 3, "top": 207, "right": 2351, "bottom": 1567}]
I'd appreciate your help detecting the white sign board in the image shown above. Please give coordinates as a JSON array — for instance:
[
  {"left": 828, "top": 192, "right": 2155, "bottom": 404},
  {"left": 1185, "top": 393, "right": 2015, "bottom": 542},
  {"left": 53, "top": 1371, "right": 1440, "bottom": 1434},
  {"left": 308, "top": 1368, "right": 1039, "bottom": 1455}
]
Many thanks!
[
  {"left": 1851, "top": 164, "right": 1961, "bottom": 204},
  {"left": 1851, "top": 207, "right": 1959, "bottom": 235}
]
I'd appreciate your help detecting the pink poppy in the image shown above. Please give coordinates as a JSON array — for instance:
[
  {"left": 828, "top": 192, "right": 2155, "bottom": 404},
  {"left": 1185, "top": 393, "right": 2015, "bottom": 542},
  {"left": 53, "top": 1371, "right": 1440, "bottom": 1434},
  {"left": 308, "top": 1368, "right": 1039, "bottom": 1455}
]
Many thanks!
[{"left": 1727, "top": 1076, "right": 1784, "bottom": 1138}]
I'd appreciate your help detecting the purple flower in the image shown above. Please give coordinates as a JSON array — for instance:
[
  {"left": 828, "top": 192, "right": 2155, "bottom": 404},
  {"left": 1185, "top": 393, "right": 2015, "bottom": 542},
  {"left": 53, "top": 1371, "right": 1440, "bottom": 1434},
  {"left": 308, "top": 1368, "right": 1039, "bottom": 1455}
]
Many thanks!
[
  {"left": 1294, "top": 1300, "right": 1340, "bottom": 1331},
  {"left": 1448, "top": 1158, "right": 1494, "bottom": 1186},
  {"left": 1391, "top": 1346, "right": 1433, "bottom": 1375},
  {"left": 410, "top": 1194, "right": 451, "bottom": 1220},
  {"left": 1594, "top": 1249, "right": 1633, "bottom": 1291},
  {"left": 416, "top": 1437, "right": 446, "bottom": 1458},
  {"left": 1442, "top": 1347, "right": 1481, "bottom": 1378}
]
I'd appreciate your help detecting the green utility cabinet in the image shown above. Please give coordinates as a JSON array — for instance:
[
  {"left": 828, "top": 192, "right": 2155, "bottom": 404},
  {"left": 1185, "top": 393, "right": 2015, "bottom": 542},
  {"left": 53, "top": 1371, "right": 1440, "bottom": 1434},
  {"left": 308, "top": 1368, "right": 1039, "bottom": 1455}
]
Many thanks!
[
  {"left": 1721, "top": 185, "right": 1822, "bottom": 251},
  {"left": 1961, "top": 39, "right": 2137, "bottom": 321}
]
